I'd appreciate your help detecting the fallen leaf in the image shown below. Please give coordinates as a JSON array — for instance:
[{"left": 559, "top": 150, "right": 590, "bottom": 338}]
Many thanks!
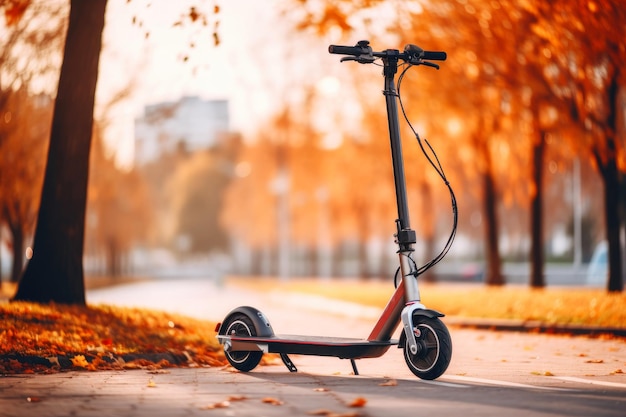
[
  {"left": 262, "top": 397, "right": 284, "bottom": 406},
  {"left": 200, "top": 401, "right": 230, "bottom": 409},
  {"left": 348, "top": 397, "right": 367, "bottom": 408},
  {"left": 308, "top": 411, "right": 361, "bottom": 417},
  {"left": 313, "top": 388, "right": 330, "bottom": 392},
  {"left": 308, "top": 409, "right": 334, "bottom": 416},
  {"left": 585, "top": 359, "right": 604, "bottom": 364},
  {"left": 147, "top": 379, "right": 157, "bottom": 387},
  {"left": 544, "top": 371, "right": 554, "bottom": 376},
  {"left": 70, "top": 355, "right": 89, "bottom": 368},
  {"left": 612, "top": 369, "right": 623, "bottom": 374},
  {"left": 379, "top": 379, "right": 398, "bottom": 386},
  {"left": 46, "top": 357, "right": 60, "bottom": 367},
  {"left": 227, "top": 395, "right": 247, "bottom": 401}
]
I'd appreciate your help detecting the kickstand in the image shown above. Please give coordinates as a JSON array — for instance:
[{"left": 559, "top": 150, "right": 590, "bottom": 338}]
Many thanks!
[
  {"left": 350, "top": 359, "right": 359, "bottom": 375},
  {"left": 280, "top": 353, "right": 298, "bottom": 372}
]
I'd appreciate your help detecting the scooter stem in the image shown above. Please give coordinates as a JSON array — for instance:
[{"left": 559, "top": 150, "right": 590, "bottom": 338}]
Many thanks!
[
  {"left": 383, "top": 53, "right": 411, "bottom": 232},
  {"left": 382, "top": 53, "right": 421, "bottom": 304}
]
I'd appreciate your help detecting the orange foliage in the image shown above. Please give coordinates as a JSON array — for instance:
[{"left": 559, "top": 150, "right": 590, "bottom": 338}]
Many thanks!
[
  {"left": 2, "top": 0, "right": 29, "bottom": 26},
  {"left": 0, "top": 301, "right": 228, "bottom": 374}
]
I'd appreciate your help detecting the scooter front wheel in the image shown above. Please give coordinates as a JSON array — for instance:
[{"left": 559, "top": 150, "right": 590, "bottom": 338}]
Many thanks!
[
  {"left": 222, "top": 313, "right": 263, "bottom": 372},
  {"left": 403, "top": 316, "right": 452, "bottom": 380}
]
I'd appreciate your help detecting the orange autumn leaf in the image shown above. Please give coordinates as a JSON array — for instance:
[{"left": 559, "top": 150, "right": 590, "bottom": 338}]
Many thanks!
[
  {"left": 348, "top": 397, "right": 367, "bottom": 408},
  {"left": 308, "top": 410, "right": 334, "bottom": 416},
  {"left": 70, "top": 355, "right": 89, "bottom": 368},
  {"left": 308, "top": 410, "right": 362, "bottom": 417},
  {"left": 201, "top": 401, "right": 230, "bottom": 409},
  {"left": 227, "top": 395, "right": 247, "bottom": 401},
  {"left": 3, "top": 0, "right": 29, "bottom": 26},
  {"left": 262, "top": 397, "right": 284, "bottom": 406}
]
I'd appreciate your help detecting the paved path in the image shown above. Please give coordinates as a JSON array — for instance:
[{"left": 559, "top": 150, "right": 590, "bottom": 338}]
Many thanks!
[{"left": 1, "top": 278, "right": 625, "bottom": 416}]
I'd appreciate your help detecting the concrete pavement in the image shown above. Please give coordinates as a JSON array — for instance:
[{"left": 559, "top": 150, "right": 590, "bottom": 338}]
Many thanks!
[{"left": 1, "top": 278, "right": 625, "bottom": 416}]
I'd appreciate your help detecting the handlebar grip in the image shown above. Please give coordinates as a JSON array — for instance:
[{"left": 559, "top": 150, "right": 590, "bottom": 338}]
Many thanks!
[
  {"left": 422, "top": 51, "right": 447, "bottom": 61},
  {"left": 328, "top": 44, "right": 364, "bottom": 56}
]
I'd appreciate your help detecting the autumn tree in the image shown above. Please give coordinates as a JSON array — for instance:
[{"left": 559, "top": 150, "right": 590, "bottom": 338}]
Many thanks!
[
  {"left": 86, "top": 126, "right": 153, "bottom": 277},
  {"left": 221, "top": 130, "right": 281, "bottom": 275},
  {"left": 527, "top": 0, "right": 625, "bottom": 291},
  {"left": 166, "top": 140, "right": 236, "bottom": 256},
  {"left": 13, "top": 0, "right": 108, "bottom": 304},
  {"left": 0, "top": 0, "right": 66, "bottom": 288},
  {"left": 289, "top": 0, "right": 624, "bottom": 292},
  {"left": 287, "top": 1, "right": 511, "bottom": 284},
  {"left": 409, "top": 4, "right": 510, "bottom": 286},
  {"left": 10, "top": 1, "right": 219, "bottom": 303},
  {"left": 0, "top": 89, "right": 51, "bottom": 283}
]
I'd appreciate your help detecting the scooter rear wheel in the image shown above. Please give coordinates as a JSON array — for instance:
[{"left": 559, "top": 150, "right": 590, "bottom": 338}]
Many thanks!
[
  {"left": 222, "top": 313, "right": 263, "bottom": 372},
  {"left": 403, "top": 316, "right": 452, "bottom": 380}
]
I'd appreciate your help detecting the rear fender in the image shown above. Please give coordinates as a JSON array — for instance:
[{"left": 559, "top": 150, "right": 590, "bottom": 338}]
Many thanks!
[{"left": 217, "top": 306, "right": 275, "bottom": 337}]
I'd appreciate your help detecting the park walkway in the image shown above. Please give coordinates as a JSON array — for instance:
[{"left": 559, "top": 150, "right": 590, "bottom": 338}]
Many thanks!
[{"left": 1, "top": 277, "right": 625, "bottom": 417}]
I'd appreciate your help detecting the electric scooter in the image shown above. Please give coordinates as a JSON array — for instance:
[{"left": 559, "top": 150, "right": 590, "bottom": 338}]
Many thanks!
[{"left": 216, "top": 41, "right": 457, "bottom": 380}]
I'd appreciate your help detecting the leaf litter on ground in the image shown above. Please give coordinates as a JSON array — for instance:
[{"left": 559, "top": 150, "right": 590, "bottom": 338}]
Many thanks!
[{"left": 0, "top": 301, "right": 228, "bottom": 374}]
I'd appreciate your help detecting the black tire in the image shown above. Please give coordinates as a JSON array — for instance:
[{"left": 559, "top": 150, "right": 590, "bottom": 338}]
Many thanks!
[
  {"left": 222, "top": 313, "right": 263, "bottom": 372},
  {"left": 403, "top": 316, "right": 452, "bottom": 380}
]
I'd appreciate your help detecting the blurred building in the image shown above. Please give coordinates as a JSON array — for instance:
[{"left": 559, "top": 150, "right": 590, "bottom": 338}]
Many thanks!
[{"left": 134, "top": 96, "right": 229, "bottom": 165}]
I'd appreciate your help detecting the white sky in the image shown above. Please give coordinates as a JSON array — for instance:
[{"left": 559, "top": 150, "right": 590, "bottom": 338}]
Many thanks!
[
  {"left": 97, "top": 0, "right": 290, "bottom": 166},
  {"left": 96, "top": 0, "right": 401, "bottom": 167}
]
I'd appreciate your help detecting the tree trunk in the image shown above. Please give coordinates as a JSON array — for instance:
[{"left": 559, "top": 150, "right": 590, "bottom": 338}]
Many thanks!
[
  {"left": 602, "top": 154, "right": 623, "bottom": 292},
  {"left": 419, "top": 182, "right": 437, "bottom": 283},
  {"left": 106, "top": 237, "right": 120, "bottom": 277},
  {"left": 12, "top": 0, "right": 107, "bottom": 305},
  {"left": 357, "top": 240, "right": 370, "bottom": 279},
  {"left": 357, "top": 205, "right": 372, "bottom": 280},
  {"left": 529, "top": 130, "right": 546, "bottom": 288},
  {"left": 8, "top": 224, "right": 24, "bottom": 283},
  {"left": 599, "top": 70, "right": 623, "bottom": 293},
  {"left": 483, "top": 169, "right": 503, "bottom": 285},
  {"left": 0, "top": 263, "right": 2, "bottom": 291},
  {"left": 0, "top": 223, "right": 3, "bottom": 289}
]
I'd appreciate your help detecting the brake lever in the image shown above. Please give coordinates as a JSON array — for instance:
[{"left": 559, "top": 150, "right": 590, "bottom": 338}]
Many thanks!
[
  {"left": 421, "top": 61, "right": 440, "bottom": 70},
  {"left": 340, "top": 55, "right": 376, "bottom": 64}
]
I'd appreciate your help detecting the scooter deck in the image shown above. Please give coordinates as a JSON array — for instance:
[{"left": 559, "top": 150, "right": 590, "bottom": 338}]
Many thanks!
[{"left": 224, "top": 334, "right": 397, "bottom": 359}]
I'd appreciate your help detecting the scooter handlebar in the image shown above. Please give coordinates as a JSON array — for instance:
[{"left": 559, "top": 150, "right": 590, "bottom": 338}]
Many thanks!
[
  {"left": 328, "top": 44, "right": 368, "bottom": 56},
  {"left": 422, "top": 51, "right": 447, "bottom": 61},
  {"left": 330, "top": 41, "right": 447, "bottom": 65}
]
